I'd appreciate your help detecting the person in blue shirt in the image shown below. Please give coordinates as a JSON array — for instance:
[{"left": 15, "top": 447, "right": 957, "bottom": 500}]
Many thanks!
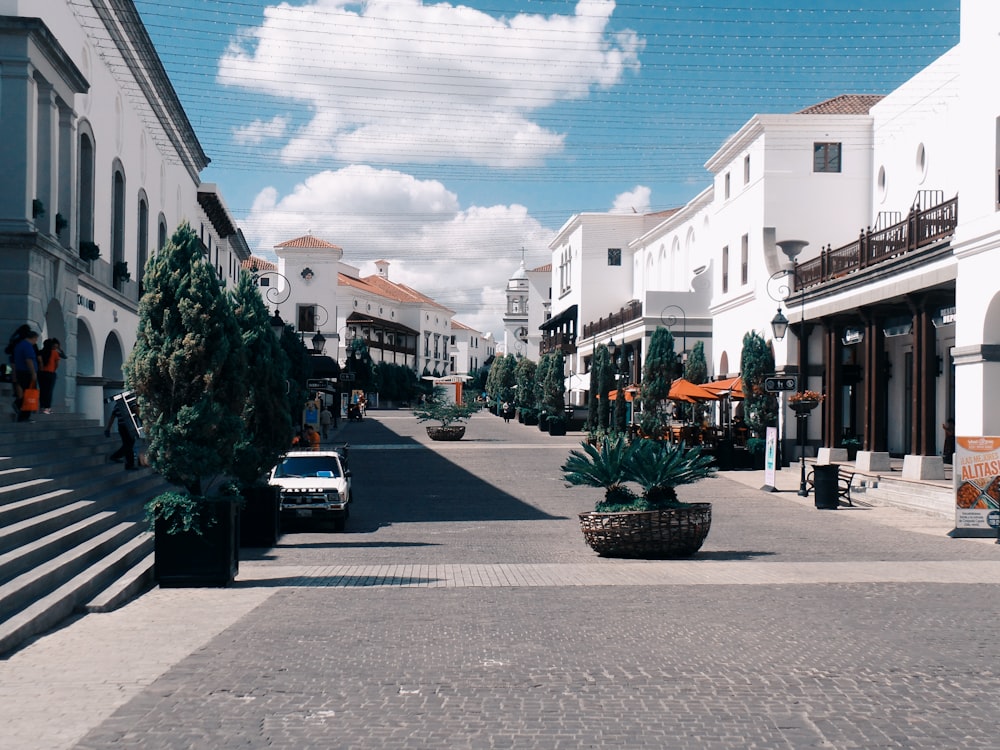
[{"left": 12, "top": 329, "right": 39, "bottom": 422}]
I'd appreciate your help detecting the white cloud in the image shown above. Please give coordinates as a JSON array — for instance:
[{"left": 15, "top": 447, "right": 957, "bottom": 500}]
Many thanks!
[
  {"left": 218, "top": 0, "right": 641, "bottom": 167},
  {"left": 242, "top": 165, "right": 553, "bottom": 336},
  {"left": 610, "top": 185, "right": 651, "bottom": 214},
  {"left": 233, "top": 115, "right": 289, "bottom": 146}
]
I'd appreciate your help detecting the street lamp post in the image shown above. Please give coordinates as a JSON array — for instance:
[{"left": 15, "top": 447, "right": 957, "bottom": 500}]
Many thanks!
[
  {"left": 660, "top": 305, "right": 687, "bottom": 373},
  {"left": 768, "top": 239, "right": 810, "bottom": 496}
]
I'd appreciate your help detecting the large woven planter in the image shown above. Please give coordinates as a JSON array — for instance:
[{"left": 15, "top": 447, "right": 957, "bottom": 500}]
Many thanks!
[
  {"left": 426, "top": 425, "right": 466, "bottom": 441},
  {"left": 579, "top": 503, "right": 712, "bottom": 559}
]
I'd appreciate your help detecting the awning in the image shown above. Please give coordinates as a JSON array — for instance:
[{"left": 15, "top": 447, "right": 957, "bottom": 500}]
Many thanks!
[
  {"left": 539, "top": 304, "right": 577, "bottom": 331},
  {"left": 702, "top": 376, "right": 744, "bottom": 400},
  {"left": 565, "top": 373, "right": 590, "bottom": 391},
  {"left": 668, "top": 378, "right": 718, "bottom": 403}
]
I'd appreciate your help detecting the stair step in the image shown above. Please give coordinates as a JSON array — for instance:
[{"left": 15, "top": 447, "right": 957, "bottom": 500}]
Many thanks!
[
  {"left": 83, "top": 547, "right": 155, "bottom": 613},
  {"left": 0, "top": 521, "right": 142, "bottom": 640},
  {"left": 0, "top": 527, "right": 152, "bottom": 655}
]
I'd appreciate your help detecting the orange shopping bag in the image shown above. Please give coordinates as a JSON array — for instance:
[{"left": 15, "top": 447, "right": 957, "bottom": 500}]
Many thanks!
[{"left": 21, "top": 387, "right": 39, "bottom": 412}]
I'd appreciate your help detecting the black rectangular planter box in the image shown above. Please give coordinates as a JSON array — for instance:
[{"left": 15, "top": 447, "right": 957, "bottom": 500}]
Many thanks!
[
  {"left": 239, "top": 485, "right": 280, "bottom": 548},
  {"left": 155, "top": 498, "right": 239, "bottom": 587}
]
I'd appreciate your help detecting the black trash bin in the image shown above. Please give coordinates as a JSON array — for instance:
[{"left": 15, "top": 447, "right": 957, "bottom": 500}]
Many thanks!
[{"left": 812, "top": 463, "right": 840, "bottom": 510}]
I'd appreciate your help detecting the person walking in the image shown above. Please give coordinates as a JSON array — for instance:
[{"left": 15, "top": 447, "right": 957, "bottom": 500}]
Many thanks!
[
  {"left": 38, "top": 338, "right": 61, "bottom": 414},
  {"left": 104, "top": 398, "right": 137, "bottom": 470},
  {"left": 302, "top": 423, "right": 321, "bottom": 450},
  {"left": 502, "top": 401, "right": 512, "bottom": 423},
  {"left": 320, "top": 405, "right": 333, "bottom": 440},
  {"left": 12, "top": 329, "right": 39, "bottom": 422}
]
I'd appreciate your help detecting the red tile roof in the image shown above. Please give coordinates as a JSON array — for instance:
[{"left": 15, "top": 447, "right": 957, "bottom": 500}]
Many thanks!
[
  {"left": 451, "top": 320, "right": 476, "bottom": 331},
  {"left": 797, "top": 94, "right": 885, "bottom": 115},
  {"left": 531, "top": 263, "right": 552, "bottom": 272},
  {"left": 339, "top": 273, "right": 453, "bottom": 313},
  {"left": 274, "top": 235, "right": 343, "bottom": 250},
  {"left": 242, "top": 256, "right": 276, "bottom": 271}
]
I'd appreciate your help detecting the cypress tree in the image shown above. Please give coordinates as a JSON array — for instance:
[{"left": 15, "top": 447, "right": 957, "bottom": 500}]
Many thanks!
[
  {"left": 125, "top": 221, "right": 246, "bottom": 497},
  {"left": 230, "top": 270, "right": 293, "bottom": 486},
  {"left": 639, "top": 327, "right": 676, "bottom": 436},
  {"left": 514, "top": 357, "right": 537, "bottom": 415},
  {"left": 594, "top": 345, "right": 613, "bottom": 429},
  {"left": 740, "top": 330, "right": 777, "bottom": 436},
  {"left": 544, "top": 350, "right": 566, "bottom": 417},
  {"left": 533, "top": 353, "right": 552, "bottom": 417}
]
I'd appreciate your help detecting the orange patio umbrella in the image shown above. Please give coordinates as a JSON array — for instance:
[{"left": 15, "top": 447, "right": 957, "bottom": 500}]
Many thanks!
[
  {"left": 607, "top": 385, "right": 639, "bottom": 401},
  {"left": 668, "top": 378, "right": 719, "bottom": 403},
  {"left": 702, "top": 376, "right": 744, "bottom": 400}
]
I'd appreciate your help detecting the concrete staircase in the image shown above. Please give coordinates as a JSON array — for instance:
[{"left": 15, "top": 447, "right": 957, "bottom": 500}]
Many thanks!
[
  {"left": 851, "top": 472, "right": 953, "bottom": 518},
  {"left": 0, "top": 409, "right": 170, "bottom": 656}
]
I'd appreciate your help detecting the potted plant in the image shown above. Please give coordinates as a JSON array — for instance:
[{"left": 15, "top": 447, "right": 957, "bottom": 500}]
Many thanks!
[
  {"left": 533, "top": 354, "right": 552, "bottom": 430},
  {"left": 544, "top": 350, "right": 568, "bottom": 436},
  {"left": 113, "top": 260, "right": 131, "bottom": 285},
  {"left": 563, "top": 435, "right": 716, "bottom": 558},
  {"left": 79, "top": 241, "right": 101, "bottom": 262},
  {"left": 745, "top": 436, "right": 767, "bottom": 470},
  {"left": 125, "top": 222, "right": 247, "bottom": 587},
  {"left": 414, "top": 386, "right": 476, "bottom": 440},
  {"left": 788, "top": 389, "right": 824, "bottom": 414},
  {"left": 230, "top": 270, "right": 293, "bottom": 548},
  {"left": 841, "top": 435, "right": 861, "bottom": 461}
]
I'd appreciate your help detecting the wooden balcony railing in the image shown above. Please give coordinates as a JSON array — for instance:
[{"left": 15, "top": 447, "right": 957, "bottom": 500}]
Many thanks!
[
  {"left": 581, "top": 299, "right": 643, "bottom": 340},
  {"left": 539, "top": 332, "right": 577, "bottom": 356},
  {"left": 796, "top": 197, "right": 957, "bottom": 289}
]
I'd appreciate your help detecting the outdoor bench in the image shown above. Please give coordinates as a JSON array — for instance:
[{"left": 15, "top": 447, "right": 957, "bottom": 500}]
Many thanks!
[{"left": 805, "top": 466, "right": 856, "bottom": 507}]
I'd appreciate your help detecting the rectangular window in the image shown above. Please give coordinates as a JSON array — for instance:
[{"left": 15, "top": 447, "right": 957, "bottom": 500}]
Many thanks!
[
  {"left": 722, "top": 246, "right": 729, "bottom": 294},
  {"left": 297, "top": 305, "right": 316, "bottom": 332},
  {"left": 813, "top": 142, "right": 842, "bottom": 173},
  {"left": 741, "top": 234, "right": 749, "bottom": 286},
  {"left": 743, "top": 154, "right": 751, "bottom": 184},
  {"left": 724, "top": 172, "right": 731, "bottom": 199},
  {"left": 607, "top": 248, "right": 622, "bottom": 266}
]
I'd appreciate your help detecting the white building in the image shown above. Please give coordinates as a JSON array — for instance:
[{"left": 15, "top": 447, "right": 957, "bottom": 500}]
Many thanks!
[
  {"left": 0, "top": 2, "right": 238, "bottom": 421},
  {"left": 501, "top": 259, "right": 550, "bottom": 361},
  {"left": 449, "top": 319, "right": 490, "bottom": 378}
]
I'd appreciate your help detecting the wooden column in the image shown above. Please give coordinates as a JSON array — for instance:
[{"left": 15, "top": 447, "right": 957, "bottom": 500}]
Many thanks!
[
  {"left": 822, "top": 321, "right": 843, "bottom": 448},
  {"left": 862, "top": 312, "right": 888, "bottom": 452},
  {"left": 911, "top": 302, "right": 937, "bottom": 456}
]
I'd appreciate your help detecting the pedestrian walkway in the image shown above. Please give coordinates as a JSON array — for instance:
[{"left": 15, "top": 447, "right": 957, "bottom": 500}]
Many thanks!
[{"left": 1, "top": 410, "right": 996, "bottom": 750}]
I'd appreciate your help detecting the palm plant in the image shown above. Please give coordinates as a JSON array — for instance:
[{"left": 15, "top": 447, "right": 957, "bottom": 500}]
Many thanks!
[
  {"left": 627, "top": 439, "right": 716, "bottom": 509},
  {"left": 561, "top": 433, "right": 638, "bottom": 511}
]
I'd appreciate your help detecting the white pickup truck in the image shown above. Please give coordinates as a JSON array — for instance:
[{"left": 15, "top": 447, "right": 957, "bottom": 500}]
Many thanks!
[{"left": 268, "top": 448, "right": 352, "bottom": 531}]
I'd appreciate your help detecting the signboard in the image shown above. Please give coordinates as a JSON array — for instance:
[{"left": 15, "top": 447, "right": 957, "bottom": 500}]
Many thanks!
[
  {"left": 764, "top": 376, "right": 797, "bottom": 393},
  {"left": 953, "top": 436, "right": 1000, "bottom": 535},
  {"left": 763, "top": 426, "right": 777, "bottom": 490}
]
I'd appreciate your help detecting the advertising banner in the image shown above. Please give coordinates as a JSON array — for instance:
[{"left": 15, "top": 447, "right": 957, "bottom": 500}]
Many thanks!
[
  {"left": 953, "top": 436, "right": 1000, "bottom": 535},
  {"left": 763, "top": 426, "right": 777, "bottom": 490}
]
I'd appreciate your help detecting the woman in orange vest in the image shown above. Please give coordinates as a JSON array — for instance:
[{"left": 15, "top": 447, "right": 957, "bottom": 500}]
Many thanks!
[{"left": 38, "top": 338, "right": 61, "bottom": 415}]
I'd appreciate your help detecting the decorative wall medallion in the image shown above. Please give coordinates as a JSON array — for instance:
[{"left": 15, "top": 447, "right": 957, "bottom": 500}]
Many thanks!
[{"left": 300, "top": 267, "right": 314, "bottom": 281}]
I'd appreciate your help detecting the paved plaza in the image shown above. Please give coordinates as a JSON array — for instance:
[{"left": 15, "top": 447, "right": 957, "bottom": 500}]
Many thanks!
[{"left": 2, "top": 412, "right": 999, "bottom": 749}]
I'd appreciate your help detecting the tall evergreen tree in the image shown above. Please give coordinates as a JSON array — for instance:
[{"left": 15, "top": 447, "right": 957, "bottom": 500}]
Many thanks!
[
  {"left": 125, "top": 222, "right": 246, "bottom": 496},
  {"left": 639, "top": 327, "right": 677, "bottom": 435},
  {"left": 587, "top": 359, "right": 600, "bottom": 432},
  {"left": 533, "top": 353, "right": 552, "bottom": 415},
  {"left": 230, "top": 270, "right": 293, "bottom": 486},
  {"left": 740, "top": 330, "right": 777, "bottom": 436},
  {"left": 594, "top": 345, "right": 613, "bottom": 429},
  {"left": 544, "top": 350, "right": 566, "bottom": 416},
  {"left": 684, "top": 340, "right": 709, "bottom": 425},
  {"left": 514, "top": 357, "right": 537, "bottom": 414}
]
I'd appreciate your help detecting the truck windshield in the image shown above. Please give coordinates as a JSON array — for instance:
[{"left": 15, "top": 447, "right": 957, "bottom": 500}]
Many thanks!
[{"left": 274, "top": 457, "right": 342, "bottom": 479}]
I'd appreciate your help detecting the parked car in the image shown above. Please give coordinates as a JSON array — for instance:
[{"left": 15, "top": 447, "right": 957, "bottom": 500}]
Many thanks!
[{"left": 268, "top": 448, "right": 352, "bottom": 531}]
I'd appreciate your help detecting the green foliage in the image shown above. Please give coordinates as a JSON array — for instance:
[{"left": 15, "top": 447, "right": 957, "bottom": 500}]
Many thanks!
[
  {"left": 230, "top": 271, "right": 293, "bottom": 486},
  {"left": 561, "top": 434, "right": 637, "bottom": 508},
  {"left": 543, "top": 350, "right": 566, "bottom": 415},
  {"left": 79, "top": 241, "right": 101, "bottom": 261},
  {"left": 125, "top": 221, "right": 246, "bottom": 498},
  {"left": 279, "top": 325, "right": 312, "bottom": 419},
  {"left": 533, "top": 353, "right": 552, "bottom": 414},
  {"left": 562, "top": 436, "right": 715, "bottom": 512},
  {"left": 144, "top": 491, "right": 216, "bottom": 535},
  {"left": 684, "top": 340, "right": 710, "bottom": 424},
  {"left": 487, "top": 353, "right": 516, "bottom": 406},
  {"left": 740, "top": 330, "right": 777, "bottom": 436},
  {"left": 413, "top": 386, "right": 477, "bottom": 427},
  {"left": 514, "top": 357, "right": 537, "bottom": 412},
  {"left": 373, "top": 361, "right": 420, "bottom": 402},
  {"left": 593, "top": 345, "right": 613, "bottom": 429},
  {"left": 639, "top": 326, "right": 677, "bottom": 436}
]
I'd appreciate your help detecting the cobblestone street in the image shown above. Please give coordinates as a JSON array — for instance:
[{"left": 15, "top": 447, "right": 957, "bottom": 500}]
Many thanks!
[{"left": 4, "top": 411, "right": 1000, "bottom": 749}]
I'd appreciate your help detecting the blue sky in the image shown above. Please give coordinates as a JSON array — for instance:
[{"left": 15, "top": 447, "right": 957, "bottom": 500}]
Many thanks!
[{"left": 133, "top": 0, "right": 959, "bottom": 334}]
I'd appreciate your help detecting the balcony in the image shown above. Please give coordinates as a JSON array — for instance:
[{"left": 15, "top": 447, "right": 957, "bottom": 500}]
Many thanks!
[
  {"left": 796, "top": 196, "right": 957, "bottom": 289},
  {"left": 539, "top": 331, "right": 577, "bottom": 356},
  {"left": 581, "top": 300, "right": 643, "bottom": 340}
]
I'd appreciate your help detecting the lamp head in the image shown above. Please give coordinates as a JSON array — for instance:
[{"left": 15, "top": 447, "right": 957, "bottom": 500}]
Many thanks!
[{"left": 771, "top": 307, "right": 790, "bottom": 340}]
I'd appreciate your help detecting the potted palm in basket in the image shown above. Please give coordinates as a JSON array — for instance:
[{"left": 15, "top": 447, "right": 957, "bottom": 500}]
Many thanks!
[{"left": 563, "top": 435, "right": 716, "bottom": 558}]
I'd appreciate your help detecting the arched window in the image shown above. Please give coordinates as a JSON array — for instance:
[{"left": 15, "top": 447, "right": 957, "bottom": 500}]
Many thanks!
[
  {"left": 137, "top": 190, "right": 149, "bottom": 292},
  {"left": 77, "top": 127, "right": 95, "bottom": 246},
  {"left": 158, "top": 213, "right": 168, "bottom": 251},
  {"left": 111, "top": 160, "right": 126, "bottom": 269}
]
